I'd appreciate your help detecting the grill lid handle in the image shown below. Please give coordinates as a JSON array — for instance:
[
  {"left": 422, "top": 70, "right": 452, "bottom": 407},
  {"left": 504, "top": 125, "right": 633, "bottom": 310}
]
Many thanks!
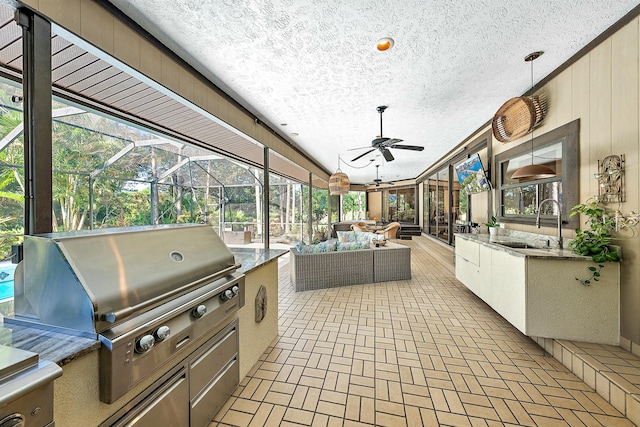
[{"left": 100, "top": 264, "right": 240, "bottom": 323}]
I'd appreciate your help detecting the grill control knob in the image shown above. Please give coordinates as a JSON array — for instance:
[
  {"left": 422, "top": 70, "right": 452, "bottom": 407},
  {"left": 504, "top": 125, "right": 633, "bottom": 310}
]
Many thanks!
[
  {"left": 135, "top": 335, "right": 155, "bottom": 353},
  {"left": 154, "top": 326, "right": 171, "bottom": 341},
  {"left": 192, "top": 304, "right": 207, "bottom": 318},
  {"left": 232, "top": 285, "right": 240, "bottom": 295},
  {"left": 220, "top": 289, "right": 234, "bottom": 301},
  {"left": 0, "top": 413, "right": 25, "bottom": 427}
]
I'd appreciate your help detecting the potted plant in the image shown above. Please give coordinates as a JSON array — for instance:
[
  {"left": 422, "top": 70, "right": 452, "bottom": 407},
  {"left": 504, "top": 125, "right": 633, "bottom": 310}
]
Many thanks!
[
  {"left": 485, "top": 216, "right": 500, "bottom": 236},
  {"left": 569, "top": 198, "right": 621, "bottom": 285}
]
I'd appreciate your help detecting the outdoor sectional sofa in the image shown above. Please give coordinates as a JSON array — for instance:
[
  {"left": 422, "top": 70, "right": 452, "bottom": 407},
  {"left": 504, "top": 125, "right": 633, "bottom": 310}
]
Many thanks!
[{"left": 290, "top": 236, "right": 411, "bottom": 292}]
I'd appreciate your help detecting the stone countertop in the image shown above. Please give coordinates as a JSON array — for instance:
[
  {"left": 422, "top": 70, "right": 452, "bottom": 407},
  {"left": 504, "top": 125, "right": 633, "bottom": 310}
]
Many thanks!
[
  {"left": 0, "top": 322, "right": 100, "bottom": 366},
  {"left": 455, "top": 233, "right": 594, "bottom": 260},
  {"left": 231, "top": 248, "right": 287, "bottom": 273},
  {"left": 0, "top": 247, "right": 287, "bottom": 366}
]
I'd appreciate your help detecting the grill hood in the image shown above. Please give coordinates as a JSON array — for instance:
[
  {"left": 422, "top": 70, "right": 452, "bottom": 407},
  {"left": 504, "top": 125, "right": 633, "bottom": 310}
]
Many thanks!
[{"left": 15, "top": 224, "right": 238, "bottom": 335}]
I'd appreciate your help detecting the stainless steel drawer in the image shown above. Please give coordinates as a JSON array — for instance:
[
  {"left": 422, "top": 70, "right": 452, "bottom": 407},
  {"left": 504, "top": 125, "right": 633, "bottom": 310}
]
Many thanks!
[
  {"left": 189, "top": 320, "right": 238, "bottom": 398},
  {"left": 102, "top": 367, "right": 189, "bottom": 427},
  {"left": 190, "top": 357, "right": 239, "bottom": 427}
]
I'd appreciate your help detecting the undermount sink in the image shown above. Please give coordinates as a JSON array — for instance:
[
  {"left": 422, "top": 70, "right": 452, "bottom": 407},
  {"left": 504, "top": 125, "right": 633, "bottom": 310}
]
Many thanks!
[{"left": 497, "top": 241, "right": 543, "bottom": 249}]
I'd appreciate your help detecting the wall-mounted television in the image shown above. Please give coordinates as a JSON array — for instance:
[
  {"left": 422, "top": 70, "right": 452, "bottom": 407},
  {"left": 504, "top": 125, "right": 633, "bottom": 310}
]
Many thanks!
[{"left": 454, "top": 153, "right": 491, "bottom": 194}]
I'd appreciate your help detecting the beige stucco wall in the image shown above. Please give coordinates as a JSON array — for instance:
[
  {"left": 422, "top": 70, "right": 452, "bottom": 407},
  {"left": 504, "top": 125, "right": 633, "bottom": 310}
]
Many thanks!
[
  {"left": 460, "top": 17, "right": 640, "bottom": 345},
  {"left": 238, "top": 260, "right": 279, "bottom": 379}
]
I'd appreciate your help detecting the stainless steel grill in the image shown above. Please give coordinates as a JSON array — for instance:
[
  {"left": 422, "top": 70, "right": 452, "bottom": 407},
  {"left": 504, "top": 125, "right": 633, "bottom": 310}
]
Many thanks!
[{"left": 10, "top": 224, "right": 244, "bottom": 408}]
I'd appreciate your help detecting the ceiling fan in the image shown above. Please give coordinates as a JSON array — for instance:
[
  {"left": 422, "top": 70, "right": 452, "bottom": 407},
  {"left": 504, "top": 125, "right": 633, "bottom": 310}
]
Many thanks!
[
  {"left": 368, "top": 164, "right": 393, "bottom": 187},
  {"left": 351, "top": 106, "right": 424, "bottom": 162}
]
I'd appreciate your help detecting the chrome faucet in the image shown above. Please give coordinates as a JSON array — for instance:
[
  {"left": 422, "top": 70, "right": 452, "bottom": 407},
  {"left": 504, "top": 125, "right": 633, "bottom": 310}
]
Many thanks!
[{"left": 536, "top": 198, "right": 563, "bottom": 249}]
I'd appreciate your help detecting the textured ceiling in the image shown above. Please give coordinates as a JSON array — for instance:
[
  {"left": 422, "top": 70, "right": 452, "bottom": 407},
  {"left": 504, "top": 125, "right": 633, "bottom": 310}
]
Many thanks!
[{"left": 107, "top": 0, "right": 639, "bottom": 185}]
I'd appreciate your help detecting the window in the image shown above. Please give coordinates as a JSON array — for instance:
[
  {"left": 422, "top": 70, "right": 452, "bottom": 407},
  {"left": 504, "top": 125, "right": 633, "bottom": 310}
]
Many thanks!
[{"left": 494, "top": 120, "right": 579, "bottom": 228}]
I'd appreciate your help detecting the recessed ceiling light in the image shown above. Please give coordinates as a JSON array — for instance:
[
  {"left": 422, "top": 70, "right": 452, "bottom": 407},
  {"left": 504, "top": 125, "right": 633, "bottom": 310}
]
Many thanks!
[
  {"left": 290, "top": 132, "right": 299, "bottom": 137},
  {"left": 280, "top": 123, "right": 287, "bottom": 126},
  {"left": 377, "top": 37, "right": 394, "bottom": 51}
]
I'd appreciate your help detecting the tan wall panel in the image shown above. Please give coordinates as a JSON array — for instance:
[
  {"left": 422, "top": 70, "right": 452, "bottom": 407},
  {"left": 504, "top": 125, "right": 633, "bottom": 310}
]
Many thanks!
[
  {"left": 367, "top": 191, "right": 383, "bottom": 220},
  {"left": 39, "top": 0, "right": 81, "bottom": 31},
  {"left": 139, "top": 38, "right": 162, "bottom": 83},
  {"left": 572, "top": 55, "right": 593, "bottom": 200},
  {"left": 538, "top": 80, "right": 557, "bottom": 134},
  {"left": 160, "top": 55, "right": 180, "bottom": 93},
  {"left": 179, "top": 70, "right": 194, "bottom": 101},
  {"left": 555, "top": 68, "right": 573, "bottom": 127},
  {"left": 612, "top": 19, "right": 640, "bottom": 341},
  {"left": 79, "top": 0, "right": 114, "bottom": 54},
  {"left": 589, "top": 39, "right": 613, "bottom": 166},
  {"left": 112, "top": 18, "right": 139, "bottom": 70}
]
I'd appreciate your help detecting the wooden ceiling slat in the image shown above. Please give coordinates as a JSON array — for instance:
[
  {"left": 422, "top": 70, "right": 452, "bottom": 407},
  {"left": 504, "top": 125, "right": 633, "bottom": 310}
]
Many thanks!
[
  {"left": 0, "top": 19, "right": 20, "bottom": 51},
  {"left": 52, "top": 53, "right": 101, "bottom": 83},
  {"left": 54, "top": 58, "right": 111, "bottom": 87},
  {"left": 110, "top": 86, "right": 164, "bottom": 109},
  {"left": 68, "top": 67, "right": 122, "bottom": 92},
  {"left": 129, "top": 96, "right": 184, "bottom": 117},
  {"left": 151, "top": 106, "right": 197, "bottom": 126},
  {"left": 136, "top": 99, "right": 190, "bottom": 122},
  {"left": 82, "top": 75, "right": 138, "bottom": 98},
  {"left": 0, "top": 39, "right": 22, "bottom": 69},
  {"left": 51, "top": 35, "right": 72, "bottom": 55},
  {"left": 0, "top": 7, "right": 13, "bottom": 23},
  {"left": 52, "top": 43, "right": 86, "bottom": 69}
]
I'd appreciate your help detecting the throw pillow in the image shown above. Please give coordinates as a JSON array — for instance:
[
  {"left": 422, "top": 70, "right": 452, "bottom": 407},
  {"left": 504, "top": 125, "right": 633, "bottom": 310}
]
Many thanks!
[{"left": 336, "top": 230, "right": 356, "bottom": 243}]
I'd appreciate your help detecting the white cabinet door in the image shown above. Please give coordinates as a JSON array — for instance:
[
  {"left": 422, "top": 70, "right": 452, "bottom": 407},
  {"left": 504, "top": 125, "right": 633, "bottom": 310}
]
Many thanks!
[
  {"left": 489, "top": 250, "right": 526, "bottom": 333},
  {"left": 455, "top": 239, "right": 481, "bottom": 295},
  {"left": 455, "top": 255, "right": 480, "bottom": 295},
  {"left": 455, "top": 238, "right": 479, "bottom": 265},
  {"left": 478, "top": 244, "right": 492, "bottom": 300}
]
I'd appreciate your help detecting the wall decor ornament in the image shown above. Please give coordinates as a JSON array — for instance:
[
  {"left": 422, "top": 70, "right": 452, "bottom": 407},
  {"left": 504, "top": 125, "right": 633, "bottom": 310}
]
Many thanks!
[
  {"left": 255, "top": 285, "right": 267, "bottom": 322},
  {"left": 595, "top": 154, "right": 624, "bottom": 203}
]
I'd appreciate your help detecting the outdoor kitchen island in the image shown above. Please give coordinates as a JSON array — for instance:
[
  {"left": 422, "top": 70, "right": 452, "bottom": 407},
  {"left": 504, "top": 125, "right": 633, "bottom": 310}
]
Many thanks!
[{"left": 0, "top": 241, "right": 285, "bottom": 427}]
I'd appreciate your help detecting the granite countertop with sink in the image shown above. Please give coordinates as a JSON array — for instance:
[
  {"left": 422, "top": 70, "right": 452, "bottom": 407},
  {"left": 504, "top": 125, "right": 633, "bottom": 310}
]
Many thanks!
[
  {"left": 0, "top": 247, "right": 287, "bottom": 367},
  {"left": 455, "top": 231, "right": 596, "bottom": 260}
]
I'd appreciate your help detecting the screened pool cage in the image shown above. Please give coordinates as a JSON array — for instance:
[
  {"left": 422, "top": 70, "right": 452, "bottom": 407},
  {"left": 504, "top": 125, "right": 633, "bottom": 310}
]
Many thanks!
[{"left": 0, "top": 87, "right": 315, "bottom": 259}]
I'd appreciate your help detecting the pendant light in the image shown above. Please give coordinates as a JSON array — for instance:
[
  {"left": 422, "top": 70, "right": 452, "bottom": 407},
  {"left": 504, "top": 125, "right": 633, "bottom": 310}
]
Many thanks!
[
  {"left": 511, "top": 51, "right": 556, "bottom": 181},
  {"left": 329, "top": 155, "right": 350, "bottom": 195}
]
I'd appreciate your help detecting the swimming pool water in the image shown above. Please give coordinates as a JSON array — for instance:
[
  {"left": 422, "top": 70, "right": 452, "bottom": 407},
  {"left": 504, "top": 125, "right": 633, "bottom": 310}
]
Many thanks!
[
  {"left": 0, "top": 264, "right": 15, "bottom": 300},
  {"left": 0, "top": 281, "right": 12, "bottom": 300}
]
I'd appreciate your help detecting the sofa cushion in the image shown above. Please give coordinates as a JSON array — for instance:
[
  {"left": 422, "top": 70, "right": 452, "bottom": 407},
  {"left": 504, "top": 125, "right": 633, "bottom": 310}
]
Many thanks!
[
  {"left": 336, "top": 241, "right": 370, "bottom": 251},
  {"left": 337, "top": 230, "right": 377, "bottom": 245},
  {"left": 297, "top": 241, "right": 337, "bottom": 253}
]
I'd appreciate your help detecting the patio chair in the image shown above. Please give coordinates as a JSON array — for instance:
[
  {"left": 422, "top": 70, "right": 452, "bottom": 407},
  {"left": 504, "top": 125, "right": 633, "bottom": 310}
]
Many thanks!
[
  {"left": 375, "top": 222, "right": 401, "bottom": 239},
  {"left": 351, "top": 222, "right": 372, "bottom": 233}
]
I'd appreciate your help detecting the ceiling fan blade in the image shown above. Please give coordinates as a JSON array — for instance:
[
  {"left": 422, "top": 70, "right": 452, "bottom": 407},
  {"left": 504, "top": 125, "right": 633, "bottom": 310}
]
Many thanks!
[
  {"left": 351, "top": 148, "right": 376, "bottom": 162},
  {"left": 390, "top": 144, "right": 424, "bottom": 151},
  {"left": 381, "top": 148, "right": 394, "bottom": 162},
  {"left": 347, "top": 146, "right": 373, "bottom": 151}
]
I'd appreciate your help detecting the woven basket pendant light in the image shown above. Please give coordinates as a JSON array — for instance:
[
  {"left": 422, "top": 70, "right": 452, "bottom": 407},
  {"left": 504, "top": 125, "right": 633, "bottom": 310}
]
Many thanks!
[
  {"left": 329, "top": 156, "right": 350, "bottom": 195},
  {"left": 509, "top": 51, "right": 556, "bottom": 180}
]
